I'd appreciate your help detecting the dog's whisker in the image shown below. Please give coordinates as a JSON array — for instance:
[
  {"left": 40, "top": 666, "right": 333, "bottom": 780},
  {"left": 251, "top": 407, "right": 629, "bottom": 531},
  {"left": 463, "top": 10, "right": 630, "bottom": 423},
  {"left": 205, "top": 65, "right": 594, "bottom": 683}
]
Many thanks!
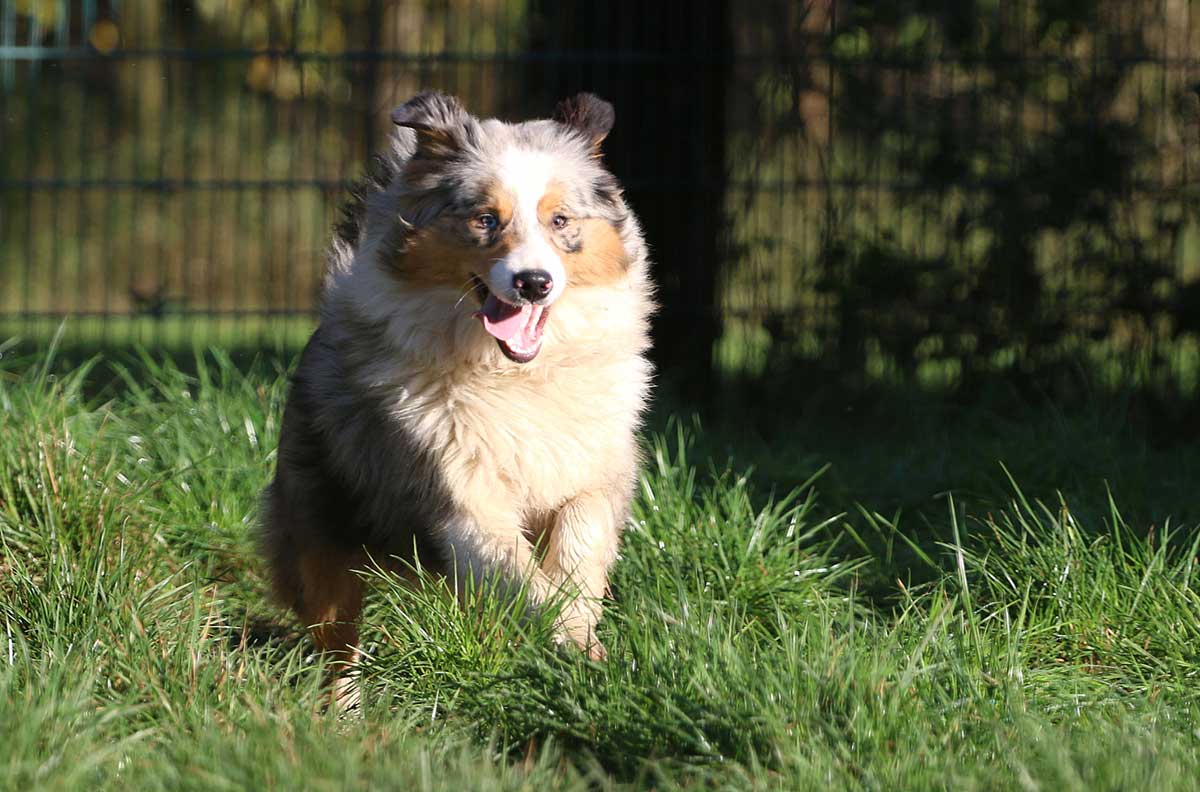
[
  {"left": 265, "top": 92, "right": 646, "bottom": 682},
  {"left": 450, "top": 276, "right": 483, "bottom": 313}
]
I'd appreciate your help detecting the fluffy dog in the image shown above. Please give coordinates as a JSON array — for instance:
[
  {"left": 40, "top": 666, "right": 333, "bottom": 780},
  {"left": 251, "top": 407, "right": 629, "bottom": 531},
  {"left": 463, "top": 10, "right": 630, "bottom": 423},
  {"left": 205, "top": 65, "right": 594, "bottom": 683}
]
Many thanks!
[{"left": 260, "top": 92, "right": 654, "bottom": 697}]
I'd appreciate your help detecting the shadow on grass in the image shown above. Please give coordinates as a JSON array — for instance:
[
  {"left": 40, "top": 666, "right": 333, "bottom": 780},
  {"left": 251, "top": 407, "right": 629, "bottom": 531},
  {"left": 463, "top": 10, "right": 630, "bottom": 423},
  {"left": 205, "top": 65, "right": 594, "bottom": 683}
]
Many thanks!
[
  {"left": 6, "top": 326, "right": 1199, "bottom": 602},
  {"left": 226, "top": 612, "right": 306, "bottom": 653}
]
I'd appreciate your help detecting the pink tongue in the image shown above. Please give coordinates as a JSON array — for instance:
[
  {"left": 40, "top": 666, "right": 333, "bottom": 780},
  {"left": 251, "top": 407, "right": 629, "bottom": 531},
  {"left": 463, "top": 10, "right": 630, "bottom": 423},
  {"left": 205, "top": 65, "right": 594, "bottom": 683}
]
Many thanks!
[{"left": 476, "top": 294, "right": 533, "bottom": 342}]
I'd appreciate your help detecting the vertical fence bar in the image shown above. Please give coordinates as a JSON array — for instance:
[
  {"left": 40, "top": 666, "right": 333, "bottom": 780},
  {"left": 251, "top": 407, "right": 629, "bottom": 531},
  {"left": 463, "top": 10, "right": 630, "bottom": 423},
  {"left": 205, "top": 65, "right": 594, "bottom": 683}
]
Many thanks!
[
  {"left": 182, "top": 4, "right": 198, "bottom": 346},
  {"left": 0, "top": 2, "right": 1196, "bottom": 392},
  {"left": 1, "top": 0, "right": 15, "bottom": 89},
  {"left": 74, "top": 5, "right": 89, "bottom": 337}
]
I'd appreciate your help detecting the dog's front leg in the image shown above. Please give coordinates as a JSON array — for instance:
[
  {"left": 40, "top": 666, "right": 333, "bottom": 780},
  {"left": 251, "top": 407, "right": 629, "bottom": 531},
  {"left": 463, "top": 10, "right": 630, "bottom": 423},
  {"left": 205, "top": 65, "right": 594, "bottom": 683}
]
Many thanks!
[
  {"left": 435, "top": 507, "right": 575, "bottom": 628},
  {"left": 541, "top": 490, "right": 622, "bottom": 660}
]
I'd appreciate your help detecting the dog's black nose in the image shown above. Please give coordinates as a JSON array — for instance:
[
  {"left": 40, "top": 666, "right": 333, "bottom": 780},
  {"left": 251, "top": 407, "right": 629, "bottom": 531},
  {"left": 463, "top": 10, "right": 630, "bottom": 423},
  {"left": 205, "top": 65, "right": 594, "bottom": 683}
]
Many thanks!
[{"left": 513, "top": 270, "right": 553, "bottom": 302}]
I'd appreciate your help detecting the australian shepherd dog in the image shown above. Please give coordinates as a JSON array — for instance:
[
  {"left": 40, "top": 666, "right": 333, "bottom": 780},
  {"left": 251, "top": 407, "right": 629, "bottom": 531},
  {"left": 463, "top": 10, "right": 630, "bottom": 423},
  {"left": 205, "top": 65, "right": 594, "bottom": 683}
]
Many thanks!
[{"left": 260, "top": 91, "right": 654, "bottom": 702}]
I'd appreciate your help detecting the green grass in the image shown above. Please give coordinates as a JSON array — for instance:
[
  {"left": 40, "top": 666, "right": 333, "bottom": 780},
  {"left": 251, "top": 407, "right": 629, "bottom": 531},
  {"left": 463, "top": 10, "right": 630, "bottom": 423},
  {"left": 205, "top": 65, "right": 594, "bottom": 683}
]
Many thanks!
[
  {"left": 1, "top": 339, "right": 1199, "bottom": 790},
  {"left": 0, "top": 315, "right": 316, "bottom": 356}
]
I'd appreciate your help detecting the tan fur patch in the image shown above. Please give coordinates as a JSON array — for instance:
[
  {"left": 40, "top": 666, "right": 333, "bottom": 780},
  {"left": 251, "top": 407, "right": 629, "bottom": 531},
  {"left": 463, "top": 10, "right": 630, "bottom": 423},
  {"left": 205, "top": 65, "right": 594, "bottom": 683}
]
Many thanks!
[
  {"left": 485, "top": 182, "right": 515, "bottom": 227},
  {"left": 269, "top": 95, "right": 656, "bottom": 691},
  {"left": 562, "top": 219, "right": 629, "bottom": 286},
  {"left": 394, "top": 227, "right": 515, "bottom": 288},
  {"left": 536, "top": 182, "right": 628, "bottom": 286},
  {"left": 390, "top": 180, "right": 518, "bottom": 288},
  {"left": 537, "top": 183, "right": 566, "bottom": 225},
  {"left": 297, "top": 549, "right": 364, "bottom": 661},
  {"left": 295, "top": 548, "right": 366, "bottom": 710}
]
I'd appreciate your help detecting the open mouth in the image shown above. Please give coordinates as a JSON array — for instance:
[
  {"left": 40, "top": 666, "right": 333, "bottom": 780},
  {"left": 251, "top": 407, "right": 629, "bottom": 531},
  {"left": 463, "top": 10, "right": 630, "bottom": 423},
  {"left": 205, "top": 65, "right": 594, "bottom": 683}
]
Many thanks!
[{"left": 469, "top": 274, "right": 552, "bottom": 363}]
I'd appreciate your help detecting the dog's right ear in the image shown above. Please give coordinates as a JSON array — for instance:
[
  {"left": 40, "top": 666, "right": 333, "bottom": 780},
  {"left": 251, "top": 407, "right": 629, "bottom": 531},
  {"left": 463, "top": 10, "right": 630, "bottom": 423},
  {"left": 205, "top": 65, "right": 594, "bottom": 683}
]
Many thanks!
[{"left": 391, "top": 91, "right": 473, "bottom": 158}]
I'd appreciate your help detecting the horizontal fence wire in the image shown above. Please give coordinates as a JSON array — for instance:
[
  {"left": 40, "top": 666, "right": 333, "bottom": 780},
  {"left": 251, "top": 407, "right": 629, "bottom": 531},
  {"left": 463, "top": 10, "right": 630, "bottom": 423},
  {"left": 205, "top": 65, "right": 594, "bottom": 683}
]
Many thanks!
[
  {"left": 1, "top": 0, "right": 1198, "bottom": 392},
  {"left": 3, "top": 44, "right": 1197, "bottom": 66}
]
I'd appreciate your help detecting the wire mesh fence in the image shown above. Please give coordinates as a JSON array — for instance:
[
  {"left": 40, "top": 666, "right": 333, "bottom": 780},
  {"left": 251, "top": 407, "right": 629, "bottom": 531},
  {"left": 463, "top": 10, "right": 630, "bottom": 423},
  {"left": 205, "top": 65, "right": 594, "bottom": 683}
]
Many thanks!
[{"left": 2, "top": 1, "right": 1198, "bottom": 391}]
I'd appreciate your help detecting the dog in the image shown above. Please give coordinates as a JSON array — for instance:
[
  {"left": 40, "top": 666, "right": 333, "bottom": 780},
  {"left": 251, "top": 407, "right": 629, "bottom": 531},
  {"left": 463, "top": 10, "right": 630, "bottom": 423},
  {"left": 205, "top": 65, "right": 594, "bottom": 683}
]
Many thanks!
[{"left": 259, "top": 91, "right": 654, "bottom": 700}]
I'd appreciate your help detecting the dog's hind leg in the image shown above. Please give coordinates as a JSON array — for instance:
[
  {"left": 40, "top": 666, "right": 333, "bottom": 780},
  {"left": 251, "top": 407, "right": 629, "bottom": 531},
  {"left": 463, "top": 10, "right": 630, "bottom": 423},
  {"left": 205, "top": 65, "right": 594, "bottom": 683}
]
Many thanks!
[{"left": 295, "top": 547, "right": 365, "bottom": 711}]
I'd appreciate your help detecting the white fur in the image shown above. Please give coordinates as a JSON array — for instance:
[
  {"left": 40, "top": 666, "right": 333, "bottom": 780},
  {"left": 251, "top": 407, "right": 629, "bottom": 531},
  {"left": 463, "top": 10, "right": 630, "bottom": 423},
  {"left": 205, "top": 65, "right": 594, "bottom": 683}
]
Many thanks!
[
  {"left": 315, "top": 134, "right": 653, "bottom": 656},
  {"left": 484, "top": 147, "right": 567, "bottom": 306},
  {"left": 266, "top": 99, "right": 653, "bottom": 697}
]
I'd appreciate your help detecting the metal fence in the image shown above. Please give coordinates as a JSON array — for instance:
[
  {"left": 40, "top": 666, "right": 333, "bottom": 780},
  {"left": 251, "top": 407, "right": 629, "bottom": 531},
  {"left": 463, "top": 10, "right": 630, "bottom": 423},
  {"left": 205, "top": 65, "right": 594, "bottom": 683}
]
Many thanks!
[{"left": 2, "top": 1, "right": 1198, "bottom": 391}]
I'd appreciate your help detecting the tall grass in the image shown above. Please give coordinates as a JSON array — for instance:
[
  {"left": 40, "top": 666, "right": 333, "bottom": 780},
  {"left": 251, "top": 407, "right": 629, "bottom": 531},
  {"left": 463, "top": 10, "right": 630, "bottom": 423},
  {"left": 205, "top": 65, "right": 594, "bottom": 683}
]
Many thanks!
[{"left": 0, "top": 344, "right": 1198, "bottom": 789}]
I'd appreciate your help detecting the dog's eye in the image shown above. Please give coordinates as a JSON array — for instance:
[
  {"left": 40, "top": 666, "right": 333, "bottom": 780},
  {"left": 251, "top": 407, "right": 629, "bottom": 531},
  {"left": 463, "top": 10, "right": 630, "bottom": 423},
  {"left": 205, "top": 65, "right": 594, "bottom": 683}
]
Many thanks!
[
  {"left": 551, "top": 214, "right": 570, "bottom": 230},
  {"left": 475, "top": 213, "right": 499, "bottom": 231}
]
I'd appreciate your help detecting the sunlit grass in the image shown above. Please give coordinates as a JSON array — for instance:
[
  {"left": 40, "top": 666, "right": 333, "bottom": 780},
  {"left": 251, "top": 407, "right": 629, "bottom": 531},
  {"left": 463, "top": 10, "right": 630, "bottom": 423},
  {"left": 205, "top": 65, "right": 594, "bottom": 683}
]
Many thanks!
[{"left": 1, "top": 342, "right": 1198, "bottom": 789}]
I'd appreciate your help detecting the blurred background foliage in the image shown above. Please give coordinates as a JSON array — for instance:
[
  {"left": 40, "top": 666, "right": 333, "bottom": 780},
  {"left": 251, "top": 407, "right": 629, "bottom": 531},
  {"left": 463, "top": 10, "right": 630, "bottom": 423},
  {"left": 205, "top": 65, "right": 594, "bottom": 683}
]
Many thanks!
[
  {"left": 722, "top": 0, "right": 1199, "bottom": 396},
  {"left": 1, "top": 0, "right": 1198, "bottom": 398}
]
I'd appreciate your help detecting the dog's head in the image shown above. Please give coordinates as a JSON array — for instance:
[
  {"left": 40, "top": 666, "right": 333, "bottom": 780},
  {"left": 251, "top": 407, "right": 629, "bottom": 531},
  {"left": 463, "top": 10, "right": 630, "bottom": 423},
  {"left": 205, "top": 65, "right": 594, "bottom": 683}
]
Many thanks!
[{"left": 372, "top": 91, "right": 634, "bottom": 364}]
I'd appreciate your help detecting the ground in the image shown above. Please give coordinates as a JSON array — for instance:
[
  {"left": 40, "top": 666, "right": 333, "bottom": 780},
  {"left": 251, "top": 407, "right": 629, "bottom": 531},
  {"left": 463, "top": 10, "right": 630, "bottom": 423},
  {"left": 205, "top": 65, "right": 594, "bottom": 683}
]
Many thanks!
[{"left": 1, "top": 341, "right": 1198, "bottom": 790}]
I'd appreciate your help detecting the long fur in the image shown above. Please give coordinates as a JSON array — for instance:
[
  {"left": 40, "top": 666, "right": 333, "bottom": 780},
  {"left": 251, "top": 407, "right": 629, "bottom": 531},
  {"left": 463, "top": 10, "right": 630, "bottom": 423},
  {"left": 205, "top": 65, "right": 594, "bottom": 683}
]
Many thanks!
[{"left": 260, "top": 92, "right": 654, "bottom": 694}]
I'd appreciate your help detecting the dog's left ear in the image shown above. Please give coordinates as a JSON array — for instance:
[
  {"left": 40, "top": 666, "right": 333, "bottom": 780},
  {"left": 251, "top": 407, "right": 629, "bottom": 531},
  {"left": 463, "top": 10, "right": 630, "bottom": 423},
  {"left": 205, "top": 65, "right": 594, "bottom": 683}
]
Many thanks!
[{"left": 553, "top": 93, "right": 615, "bottom": 154}]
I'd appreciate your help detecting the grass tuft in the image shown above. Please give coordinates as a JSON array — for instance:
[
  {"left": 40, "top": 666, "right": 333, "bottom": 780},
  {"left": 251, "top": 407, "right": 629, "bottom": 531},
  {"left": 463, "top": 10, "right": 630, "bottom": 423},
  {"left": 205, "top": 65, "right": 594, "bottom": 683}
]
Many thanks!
[{"left": 1, "top": 348, "right": 1198, "bottom": 789}]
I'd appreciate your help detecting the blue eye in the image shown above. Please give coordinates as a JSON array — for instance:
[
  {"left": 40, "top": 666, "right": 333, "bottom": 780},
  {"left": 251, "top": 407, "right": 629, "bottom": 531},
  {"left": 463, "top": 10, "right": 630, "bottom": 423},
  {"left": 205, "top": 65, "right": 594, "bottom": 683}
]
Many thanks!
[{"left": 476, "top": 213, "right": 498, "bottom": 231}]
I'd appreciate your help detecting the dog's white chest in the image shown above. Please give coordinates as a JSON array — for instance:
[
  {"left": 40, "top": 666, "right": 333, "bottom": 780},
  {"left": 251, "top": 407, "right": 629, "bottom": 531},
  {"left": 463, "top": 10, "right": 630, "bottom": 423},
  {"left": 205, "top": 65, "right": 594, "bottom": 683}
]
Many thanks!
[{"left": 398, "top": 361, "right": 643, "bottom": 509}]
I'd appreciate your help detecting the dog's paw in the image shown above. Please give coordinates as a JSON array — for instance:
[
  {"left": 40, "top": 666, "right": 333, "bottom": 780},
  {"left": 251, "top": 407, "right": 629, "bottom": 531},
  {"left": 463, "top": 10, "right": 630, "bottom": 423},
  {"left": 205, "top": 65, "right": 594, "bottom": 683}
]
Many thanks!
[
  {"left": 553, "top": 628, "right": 607, "bottom": 662},
  {"left": 322, "top": 672, "right": 362, "bottom": 717},
  {"left": 586, "top": 639, "right": 607, "bottom": 662}
]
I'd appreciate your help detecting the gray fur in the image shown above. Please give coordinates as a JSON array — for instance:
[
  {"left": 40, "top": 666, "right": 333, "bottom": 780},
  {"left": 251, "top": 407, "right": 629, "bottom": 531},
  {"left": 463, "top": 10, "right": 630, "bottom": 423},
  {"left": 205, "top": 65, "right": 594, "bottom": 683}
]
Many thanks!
[
  {"left": 336, "top": 99, "right": 631, "bottom": 284},
  {"left": 260, "top": 92, "right": 653, "bottom": 674}
]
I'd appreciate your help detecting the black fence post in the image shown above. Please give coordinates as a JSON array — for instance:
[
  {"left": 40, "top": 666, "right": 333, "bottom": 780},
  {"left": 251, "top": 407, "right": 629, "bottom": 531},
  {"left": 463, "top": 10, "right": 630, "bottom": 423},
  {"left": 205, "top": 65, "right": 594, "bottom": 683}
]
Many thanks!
[
  {"left": 362, "top": 0, "right": 382, "bottom": 159},
  {"left": 525, "top": 1, "right": 731, "bottom": 398}
]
